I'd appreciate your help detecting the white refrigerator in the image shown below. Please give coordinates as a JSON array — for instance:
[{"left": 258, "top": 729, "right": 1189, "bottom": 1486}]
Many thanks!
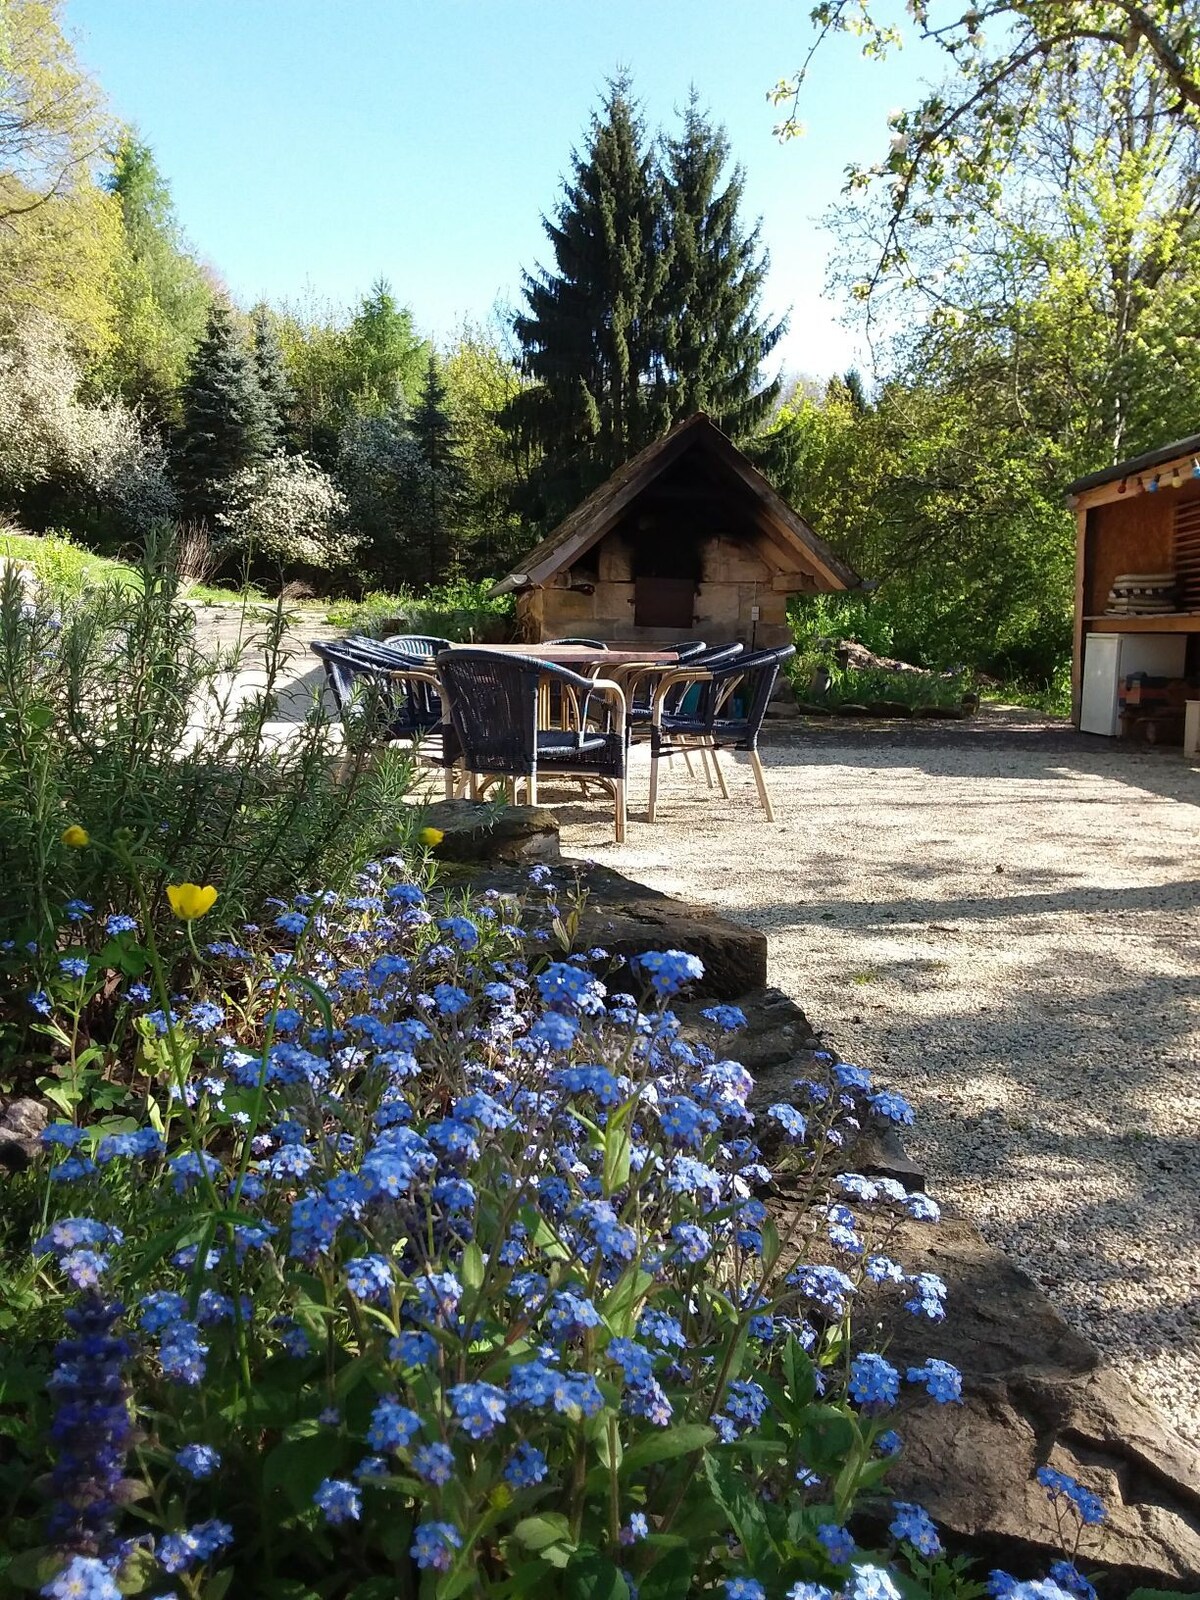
[{"left": 1079, "top": 632, "right": 1188, "bottom": 736}]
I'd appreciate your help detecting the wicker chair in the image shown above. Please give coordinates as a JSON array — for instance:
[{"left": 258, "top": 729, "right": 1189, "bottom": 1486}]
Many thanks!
[
  {"left": 628, "top": 642, "right": 745, "bottom": 730},
  {"left": 436, "top": 649, "right": 628, "bottom": 842},
  {"left": 312, "top": 640, "right": 459, "bottom": 787},
  {"left": 647, "top": 644, "right": 795, "bottom": 823},
  {"left": 352, "top": 633, "right": 452, "bottom": 659}
]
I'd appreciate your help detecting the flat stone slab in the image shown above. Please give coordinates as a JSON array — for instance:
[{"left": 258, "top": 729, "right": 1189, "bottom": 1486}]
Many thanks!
[
  {"left": 863, "top": 1213, "right": 1200, "bottom": 1594},
  {"left": 422, "top": 800, "right": 560, "bottom": 865}
]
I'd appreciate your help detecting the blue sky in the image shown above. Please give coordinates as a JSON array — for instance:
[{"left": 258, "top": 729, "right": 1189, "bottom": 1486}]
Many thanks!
[{"left": 67, "top": 0, "right": 935, "bottom": 381}]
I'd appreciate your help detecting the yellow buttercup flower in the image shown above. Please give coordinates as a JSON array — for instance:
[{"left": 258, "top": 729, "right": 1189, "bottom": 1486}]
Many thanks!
[
  {"left": 418, "top": 826, "right": 445, "bottom": 848},
  {"left": 61, "top": 825, "right": 90, "bottom": 848},
  {"left": 166, "top": 882, "right": 218, "bottom": 921}
]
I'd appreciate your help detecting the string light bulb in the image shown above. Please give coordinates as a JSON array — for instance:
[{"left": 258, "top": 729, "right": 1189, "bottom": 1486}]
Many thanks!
[
  {"left": 1148, "top": 474, "right": 1160, "bottom": 492},
  {"left": 1118, "top": 477, "right": 1128, "bottom": 494},
  {"left": 1193, "top": 458, "right": 1200, "bottom": 479}
]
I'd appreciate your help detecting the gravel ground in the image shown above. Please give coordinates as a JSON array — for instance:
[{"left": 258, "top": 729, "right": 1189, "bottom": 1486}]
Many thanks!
[{"left": 555, "top": 707, "right": 1200, "bottom": 1446}]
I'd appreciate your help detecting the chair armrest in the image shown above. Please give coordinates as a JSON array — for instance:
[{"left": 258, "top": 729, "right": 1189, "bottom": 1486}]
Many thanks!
[
  {"left": 651, "top": 669, "right": 712, "bottom": 724},
  {"left": 580, "top": 678, "right": 628, "bottom": 736}
]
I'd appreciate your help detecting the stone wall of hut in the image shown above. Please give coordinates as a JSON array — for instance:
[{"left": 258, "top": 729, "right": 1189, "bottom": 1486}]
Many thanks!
[{"left": 515, "top": 529, "right": 822, "bottom": 647}]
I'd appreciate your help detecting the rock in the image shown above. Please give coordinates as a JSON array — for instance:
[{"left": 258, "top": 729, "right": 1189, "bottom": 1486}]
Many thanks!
[
  {"left": 420, "top": 800, "right": 560, "bottom": 865},
  {"left": 842, "top": 1119, "right": 927, "bottom": 1189},
  {"left": 576, "top": 867, "right": 768, "bottom": 1000},
  {"left": 674, "top": 987, "right": 822, "bottom": 1075},
  {"left": 836, "top": 703, "right": 872, "bottom": 718},
  {"left": 866, "top": 700, "right": 916, "bottom": 719},
  {"left": 793, "top": 702, "right": 833, "bottom": 717},
  {"left": 911, "top": 704, "right": 968, "bottom": 720},
  {"left": 0, "top": 1098, "right": 49, "bottom": 1172},
  {"left": 869, "top": 1212, "right": 1200, "bottom": 1595}
]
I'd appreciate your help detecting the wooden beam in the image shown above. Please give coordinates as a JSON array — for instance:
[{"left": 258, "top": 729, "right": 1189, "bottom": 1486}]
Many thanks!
[
  {"left": 1072, "top": 505, "right": 1088, "bottom": 726},
  {"left": 1083, "top": 613, "right": 1200, "bottom": 633}
]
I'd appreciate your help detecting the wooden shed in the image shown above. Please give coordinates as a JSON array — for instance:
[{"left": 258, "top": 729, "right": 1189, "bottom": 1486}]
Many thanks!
[
  {"left": 1067, "top": 434, "right": 1200, "bottom": 733},
  {"left": 491, "top": 413, "right": 862, "bottom": 647}
]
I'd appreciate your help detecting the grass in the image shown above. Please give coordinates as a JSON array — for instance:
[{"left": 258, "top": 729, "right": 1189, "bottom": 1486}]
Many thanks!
[{"left": 1, "top": 529, "right": 269, "bottom": 606}]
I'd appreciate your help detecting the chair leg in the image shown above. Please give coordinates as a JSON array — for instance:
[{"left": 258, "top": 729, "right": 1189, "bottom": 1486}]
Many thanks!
[
  {"left": 699, "top": 743, "right": 714, "bottom": 788},
  {"left": 613, "top": 778, "right": 626, "bottom": 844},
  {"left": 648, "top": 748, "right": 660, "bottom": 822},
  {"left": 682, "top": 747, "right": 696, "bottom": 777},
  {"left": 709, "top": 743, "right": 730, "bottom": 800},
  {"left": 749, "top": 749, "right": 775, "bottom": 821},
  {"left": 527, "top": 771, "right": 538, "bottom": 806}
]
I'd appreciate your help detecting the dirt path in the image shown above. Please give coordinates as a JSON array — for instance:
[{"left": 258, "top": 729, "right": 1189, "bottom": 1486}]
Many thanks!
[{"left": 558, "top": 708, "right": 1200, "bottom": 1445}]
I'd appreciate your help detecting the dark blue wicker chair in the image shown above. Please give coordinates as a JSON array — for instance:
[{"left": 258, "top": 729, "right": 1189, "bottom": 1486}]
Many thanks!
[
  {"left": 312, "top": 640, "right": 459, "bottom": 788},
  {"left": 628, "top": 642, "right": 745, "bottom": 729},
  {"left": 436, "top": 649, "right": 628, "bottom": 842},
  {"left": 647, "top": 644, "right": 795, "bottom": 823},
  {"left": 349, "top": 633, "right": 452, "bottom": 660}
]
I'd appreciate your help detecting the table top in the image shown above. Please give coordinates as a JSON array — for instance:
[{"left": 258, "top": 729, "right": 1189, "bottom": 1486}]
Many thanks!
[{"left": 445, "top": 643, "right": 680, "bottom": 670}]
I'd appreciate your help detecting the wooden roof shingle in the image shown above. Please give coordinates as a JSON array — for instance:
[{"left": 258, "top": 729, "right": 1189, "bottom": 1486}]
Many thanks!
[{"left": 491, "top": 413, "right": 861, "bottom": 595}]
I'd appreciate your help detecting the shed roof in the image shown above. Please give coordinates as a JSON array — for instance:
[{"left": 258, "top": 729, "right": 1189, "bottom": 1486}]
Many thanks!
[
  {"left": 491, "top": 412, "right": 862, "bottom": 595},
  {"left": 1065, "top": 431, "right": 1200, "bottom": 497}
]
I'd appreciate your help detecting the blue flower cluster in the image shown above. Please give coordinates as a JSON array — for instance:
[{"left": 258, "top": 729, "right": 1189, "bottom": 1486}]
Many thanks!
[{"left": 23, "top": 857, "right": 1015, "bottom": 1599}]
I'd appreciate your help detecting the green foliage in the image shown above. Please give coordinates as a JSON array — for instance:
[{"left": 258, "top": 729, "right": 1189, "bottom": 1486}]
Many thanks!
[
  {"left": 661, "top": 93, "right": 784, "bottom": 437},
  {"left": 174, "top": 301, "right": 274, "bottom": 526},
  {"left": 326, "top": 576, "right": 514, "bottom": 642},
  {"left": 0, "top": 532, "right": 414, "bottom": 964},
  {"left": 0, "top": 526, "right": 139, "bottom": 596},
  {"left": 251, "top": 302, "right": 298, "bottom": 452},
  {"left": 410, "top": 353, "right": 468, "bottom": 585},
  {"left": 511, "top": 77, "right": 672, "bottom": 519},
  {"left": 102, "top": 132, "right": 212, "bottom": 422},
  {"left": 776, "top": 2, "right": 1200, "bottom": 288}
]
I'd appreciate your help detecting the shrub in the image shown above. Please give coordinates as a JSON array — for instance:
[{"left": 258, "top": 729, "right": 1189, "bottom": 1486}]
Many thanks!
[
  {"left": 0, "top": 312, "right": 175, "bottom": 539},
  {"left": 0, "top": 533, "right": 414, "bottom": 1011},
  {"left": 0, "top": 859, "right": 1107, "bottom": 1599},
  {"left": 328, "top": 577, "right": 515, "bottom": 643},
  {"left": 215, "top": 452, "right": 353, "bottom": 584}
]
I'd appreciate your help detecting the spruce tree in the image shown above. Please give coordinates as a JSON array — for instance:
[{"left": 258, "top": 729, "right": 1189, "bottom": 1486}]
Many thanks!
[
  {"left": 510, "top": 79, "right": 671, "bottom": 519},
  {"left": 660, "top": 94, "right": 784, "bottom": 437},
  {"left": 174, "top": 302, "right": 273, "bottom": 525},
  {"left": 410, "top": 353, "right": 467, "bottom": 585},
  {"left": 251, "top": 303, "right": 297, "bottom": 452}
]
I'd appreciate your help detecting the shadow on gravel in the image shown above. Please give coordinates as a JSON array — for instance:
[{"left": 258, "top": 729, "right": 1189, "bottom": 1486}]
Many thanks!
[{"left": 767, "top": 714, "right": 1200, "bottom": 809}]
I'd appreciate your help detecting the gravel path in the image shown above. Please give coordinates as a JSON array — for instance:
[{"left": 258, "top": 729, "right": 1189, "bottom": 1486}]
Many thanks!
[{"left": 557, "top": 708, "right": 1200, "bottom": 1446}]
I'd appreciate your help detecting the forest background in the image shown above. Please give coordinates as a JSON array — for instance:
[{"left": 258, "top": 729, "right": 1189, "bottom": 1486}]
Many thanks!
[{"left": 4, "top": 0, "right": 1200, "bottom": 702}]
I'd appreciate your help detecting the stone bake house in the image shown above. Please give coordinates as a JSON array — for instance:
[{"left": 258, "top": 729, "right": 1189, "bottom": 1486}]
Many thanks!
[{"left": 491, "top": 413, "right": 862, "bottom": 647}]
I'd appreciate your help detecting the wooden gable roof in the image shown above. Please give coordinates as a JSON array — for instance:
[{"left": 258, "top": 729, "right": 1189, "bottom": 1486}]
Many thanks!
[{"left": 491, "top": 413, "right": 862, "bottom": 595}]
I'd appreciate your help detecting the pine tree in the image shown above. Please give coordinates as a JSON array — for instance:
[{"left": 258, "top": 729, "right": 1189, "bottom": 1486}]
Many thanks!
[
  {"left": 660, "top": 94, "right": 784, "bottom": 438},
  {"left": 174, "top": 302, "right": 273, "bottom": 525},
  {"left": 510, "top": 79, "right": 671, "bottom": 519},
  {"left": 251, "top": 303, "right": 296, "bottom": 452},
  {"left": 410, "top": 353, "right": 467, "bottom": 586}
]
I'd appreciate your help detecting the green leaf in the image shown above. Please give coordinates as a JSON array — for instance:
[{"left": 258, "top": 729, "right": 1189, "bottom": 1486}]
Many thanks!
[
  {"left": 782, "top": 1336, "right": 817, "bottom": 1408},
  {"left": 704, "top": 1454, "right": 776, "bottom": 1567},
  {"left": 620, "top": 1422, "right": 715, "bottom": 1473},
  {"left": 637, "top": 1548, "right": 693, "bottom": 1600},
  {"left": 1, "top": 1546, "right": 61, "bottom": 1591},
  {"left": 262, "top": 1432, "right": 345, "bottom": 1511},
  {"left": 512, "top": 1513, "right": 574, "bottom": 1554},
  {"left": 564, "top": 1551, "right": 630, "bottom": 1600},
  {"left": 461, "top": 1240, "right": 485, "bottom": 1291},
  {"left": 796, "top": 1405, "right": 859, "bottom": 1474}
]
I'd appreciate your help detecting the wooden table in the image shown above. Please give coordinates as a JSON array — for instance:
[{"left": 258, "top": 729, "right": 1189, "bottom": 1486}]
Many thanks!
[{"left": 445, "top": 643, "right": 680, "bottom": 672}]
